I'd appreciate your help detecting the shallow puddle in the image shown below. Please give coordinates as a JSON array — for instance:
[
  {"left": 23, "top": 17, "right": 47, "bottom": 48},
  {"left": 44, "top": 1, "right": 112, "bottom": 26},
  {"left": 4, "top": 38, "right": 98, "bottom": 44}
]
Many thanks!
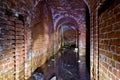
[{"left": 30, "top": 47, "right": 90, "bottom": 80}]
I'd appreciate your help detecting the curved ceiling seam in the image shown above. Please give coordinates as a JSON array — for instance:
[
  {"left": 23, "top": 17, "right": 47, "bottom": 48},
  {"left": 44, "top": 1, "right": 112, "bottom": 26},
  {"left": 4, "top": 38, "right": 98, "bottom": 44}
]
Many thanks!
[
  {"left": 33, "top": 0, "right": 90, "bottom": 32},
  {"left": 57, "top": 23, "right": 78, "bottom": 33},
  {"left": 55, "top": 17, "right": 79, "bottom": 32},
  {"left": 55, "top": 16, "right": 79, "bottom": 30},
  {"left": 83, "top": 0, "right": 91, "bottom": 14}
]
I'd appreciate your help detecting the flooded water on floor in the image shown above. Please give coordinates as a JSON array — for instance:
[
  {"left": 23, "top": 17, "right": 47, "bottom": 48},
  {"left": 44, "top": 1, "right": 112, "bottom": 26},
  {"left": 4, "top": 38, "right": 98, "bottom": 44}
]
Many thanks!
[{"left": 30, "top": 46, "right": 90, "bottom": 80}]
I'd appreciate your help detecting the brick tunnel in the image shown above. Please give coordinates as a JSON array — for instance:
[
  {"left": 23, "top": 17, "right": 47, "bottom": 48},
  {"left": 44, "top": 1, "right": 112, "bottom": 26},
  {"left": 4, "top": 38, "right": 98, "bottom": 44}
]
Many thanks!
[{"left": 0, "top": 0, "right": 120, "bottom": 80}]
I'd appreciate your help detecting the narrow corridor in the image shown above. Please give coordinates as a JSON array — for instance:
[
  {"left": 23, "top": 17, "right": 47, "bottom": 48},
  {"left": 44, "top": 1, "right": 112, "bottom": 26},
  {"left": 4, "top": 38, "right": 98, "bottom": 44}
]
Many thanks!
[
  {"left": 30, "top": 45, "right": 90, "bottom": 80},
  {"left": 0, "top": 0, "right": 120, "bottom": 80}
]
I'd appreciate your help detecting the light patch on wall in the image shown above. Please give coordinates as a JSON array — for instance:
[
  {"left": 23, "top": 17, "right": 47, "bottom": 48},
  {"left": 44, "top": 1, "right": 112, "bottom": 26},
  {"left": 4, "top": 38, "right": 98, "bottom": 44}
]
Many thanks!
[
  {"left": 74, "top": 48, "right": 78, "bottom": 52},
  {"left": 0, "top": 45, "right": 3, "bottom": 51},
  {"left": 50, "top": 76, "right": 56, "bottom": 80},
  {"left": 79, "top": 41, "right": 85, "bottom": 48},
  {"left": 28, "top": 51, "right": 34, "bottom": 59},
  {"left": 39, "top": 49, "right": 47, "bottom": 56},
  {"left": 15, "top": 13, "right": 19, "bottom": 18}
]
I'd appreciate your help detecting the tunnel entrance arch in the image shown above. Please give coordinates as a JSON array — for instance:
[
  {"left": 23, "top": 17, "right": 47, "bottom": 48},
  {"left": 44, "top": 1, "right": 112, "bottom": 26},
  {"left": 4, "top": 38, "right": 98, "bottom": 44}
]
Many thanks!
[
  {"left": 54, "top": 17, "right": 80, "bottom": 66},
  {"left": 59, "top": 24, "right": 78, "bottom": 48},
  {"left": 55, "top": 17, "right": 80, "bottom": 48}
]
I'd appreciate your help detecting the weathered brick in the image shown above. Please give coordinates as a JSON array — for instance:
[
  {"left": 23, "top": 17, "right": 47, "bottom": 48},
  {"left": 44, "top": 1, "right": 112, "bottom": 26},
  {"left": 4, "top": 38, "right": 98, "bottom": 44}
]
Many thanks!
[
  {"left": 108, "top": 31, "right": 120, "bottom": 39},
  {"left": 98, "top": 1, "right": 120, "bottom": 80},
  {"left": 116, "top": 13, "right": 120, "bottom": 22},
  {"left": 116, "top": 47, "right": 120, "bottom": 54},
  {"left": 111, "top": 39, "right": 120, "bottom": 46},
  {"left": 112, "top": 54, "right": 120, "bottom": 62},
  {"left": 4, "top": 35, "right": 15, "bottom": 39},
  {"left": 106, "top": 52, "right": 112, "bottom": 58},
  {"left": 113, "top": 69, "right": 120, "bottom": 78},
  {"left": 114, "top": 5, "right": 120, "bottom": 14},
  {"left": 16, "top": 36, "right": 24, "bottom": 40},
  {"left": 116, "top": 62, "right": 120, "bottom": 70},
  {"left": 16, "top": 27, "right": 24, "bottom": 32},
  {"left": 15, "top": 20, "right": 23, "bottom": 24},
  {"left": 15, "top": 24, "right": 24, "bottom": 28},
  {"left": 113, "top": 22, "right": 120, "bottom": 31}
]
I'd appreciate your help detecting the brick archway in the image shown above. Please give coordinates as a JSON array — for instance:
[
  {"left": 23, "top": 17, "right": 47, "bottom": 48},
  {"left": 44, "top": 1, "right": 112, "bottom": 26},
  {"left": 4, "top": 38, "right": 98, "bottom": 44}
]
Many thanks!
[{"left": 55, "top": 17, "right": 79, "bottom": 32}]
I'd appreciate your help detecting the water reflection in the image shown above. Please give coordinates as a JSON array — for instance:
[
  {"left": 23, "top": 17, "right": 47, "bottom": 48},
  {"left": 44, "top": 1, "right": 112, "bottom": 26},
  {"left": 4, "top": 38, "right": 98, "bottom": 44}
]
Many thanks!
[{"left": 30, "top": 46, "right": 90, "bottom": 80}]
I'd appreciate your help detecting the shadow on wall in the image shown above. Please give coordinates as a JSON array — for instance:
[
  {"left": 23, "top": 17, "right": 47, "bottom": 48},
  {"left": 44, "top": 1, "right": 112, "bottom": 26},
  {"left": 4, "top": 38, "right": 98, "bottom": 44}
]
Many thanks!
[
  {"left": 85, "top": 4, "right": 90, "bottom": 74},
  {"left": 30, "top": 0, "right": 54, "bottom": 69},
  {"left": 25, "top": 1, "right": 54, "bottom": 79}
]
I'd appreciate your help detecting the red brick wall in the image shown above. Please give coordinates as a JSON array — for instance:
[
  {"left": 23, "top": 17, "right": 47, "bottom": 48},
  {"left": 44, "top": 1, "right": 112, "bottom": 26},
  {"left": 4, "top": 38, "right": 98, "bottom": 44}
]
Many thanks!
[
  {"left": 0, "top": 10, "right": 31, "bottom": 80},
  {"left": 0, "top": 0, "right": 54, "bottom": 80},
  {"left": 90, "top": 0, "right": 120, "bottom": 80},
  {"left": 99, "top": 0, "right": 120, "bottom": 80},
  {"left": 30, "top": 1, "right": 54, "bottom": 74},
  {"left": 0, "top": 17, "right": 16, "bottom": 80},
  {"left": 24, "top": 26, "right": 32, "bottom": 79},
  {"left": 0, "top": 15, "right": 26, "bottom": 80},
  {"left": 0, "top": 0, "right": 120, "bottom": 80}
]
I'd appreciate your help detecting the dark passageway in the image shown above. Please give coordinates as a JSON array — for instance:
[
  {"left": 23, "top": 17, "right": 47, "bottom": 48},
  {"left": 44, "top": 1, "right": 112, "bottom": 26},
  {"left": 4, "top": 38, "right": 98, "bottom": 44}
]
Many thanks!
[{"left": 0, "top": 0, "right": 120, "bottom": 80}]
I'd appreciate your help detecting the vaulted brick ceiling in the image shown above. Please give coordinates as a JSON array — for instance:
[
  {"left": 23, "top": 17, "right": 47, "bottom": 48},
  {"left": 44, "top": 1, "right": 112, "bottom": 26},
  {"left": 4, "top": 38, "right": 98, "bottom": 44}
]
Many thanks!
[
  {"left": 2, "top": 0, "right": 108, "bottom": 16},
  {"left": 48, "top": 0, "right": 86, "bottom": 30}
]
